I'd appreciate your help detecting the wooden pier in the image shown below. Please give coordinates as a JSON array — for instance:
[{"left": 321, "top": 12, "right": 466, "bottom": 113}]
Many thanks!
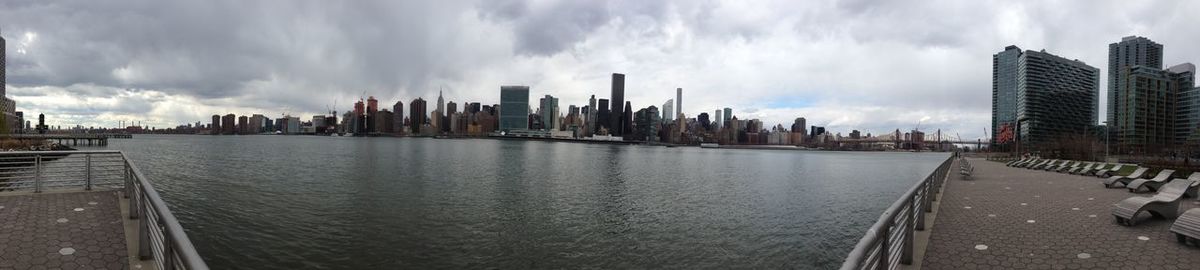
[{"left": 0, "top": 134, "right": 111, "bottom": 146}]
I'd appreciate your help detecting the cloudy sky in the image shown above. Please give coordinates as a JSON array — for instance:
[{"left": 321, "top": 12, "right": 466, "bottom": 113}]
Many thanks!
[{"left": 2, "top": 0, "right": 1199, "bottom": 140}]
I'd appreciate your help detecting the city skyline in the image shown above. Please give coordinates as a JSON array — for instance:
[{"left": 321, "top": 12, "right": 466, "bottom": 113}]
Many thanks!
[{"left": 4, "top": 1, "right": 1200, "bottom": 140}]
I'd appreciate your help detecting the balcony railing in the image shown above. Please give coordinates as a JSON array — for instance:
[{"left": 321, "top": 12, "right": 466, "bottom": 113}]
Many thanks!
[
  {"left": 840, "top": 154, "right": 954, "bottom": 270},
  {"left": 0, "top": 150, "right": 209, "bottom": 270}
]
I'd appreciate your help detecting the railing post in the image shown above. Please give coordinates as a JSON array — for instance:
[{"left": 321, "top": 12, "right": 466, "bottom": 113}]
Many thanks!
[
  {"left": 164, "top": 226, "right": 177, "bottom": 270},
  {"left": 902, "top": 196, "right": 915, "bottom": 265},
  {"left": 916, "top": 182, "right": 928, "bottom": 230},
  {"left": 34, "top": 155, "right": 42, "bottom": 193},
  {"left": 85, "top": 154, "right": 93, "bottom": 191},
  {"left": 124, "top": 162, "right": 132, "bottom": 199},
  {"left": 924, "top": 175, "right": 935, "bottom": 212},
  {"left": 877, "top": 220, "right": 891, "bottom": 270},
  {"left": 139, "top": 191, "right": 152, "bottom": 260}
]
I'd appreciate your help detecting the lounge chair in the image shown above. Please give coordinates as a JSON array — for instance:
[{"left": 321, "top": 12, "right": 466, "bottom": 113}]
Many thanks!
[
  {"left": 959, "top": 158, "right": 973, "bottom": 180},
  {"left": 1036, "top": 159, "right": 1062, "bottom": 170},
  {"left": 1050, "top": 161, "right": 1077, "bottom": 172},
  {"left": 1171, "top": 208, "right": 1200, "bottom": 246},
  {"left": 1043, "top": 160, "right": 1067, "bottom": 171},
  {"left": 1057, "top": 161, "right": 1083, "bottom": 173},
  {"left": 1112, "top": 179, "right": 1196, "bottom": 226},
  {"left": 1068, "top": 162, "right": 1095, "bottom": 174},
  {"left": 1126, "top": 169, "right": 1177, "bottom": 193},
  {"left": 1030, "top": 159, "right": 1057, "bottom": 170},
  {"left": 1103, "top": 167, "right": 1149, "bottom": 188},
  {"left": 1075, "top": 162, "right": 1099, "bottom": 175},
  {"left": 1016, "top": 158, "right": 1040, "bottom": 167},
  {"left": 1096, "top": 164, "right": 1126, "bottom": 178},
  {"left": 1006, "top": 157, "right": 1028, "bottom": 167}
]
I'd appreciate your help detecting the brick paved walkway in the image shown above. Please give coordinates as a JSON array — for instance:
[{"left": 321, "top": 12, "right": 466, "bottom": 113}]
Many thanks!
[
  {"left": 921, "top": 158, "right": 1200, "bottom": 269},
  {"left": 0, "top": 191, "right": 130, "bottom": 270}
]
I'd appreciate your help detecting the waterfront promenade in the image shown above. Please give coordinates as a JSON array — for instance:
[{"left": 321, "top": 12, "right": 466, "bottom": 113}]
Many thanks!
[
  {"left": 920, "top": 158, "right": 1200, "bottom": 269},
  {"left": 0, "top": 150, "right": 207, "bottom": 270},
  {"left": 0, "top": 191, "right": 137, "bottom": 269}
]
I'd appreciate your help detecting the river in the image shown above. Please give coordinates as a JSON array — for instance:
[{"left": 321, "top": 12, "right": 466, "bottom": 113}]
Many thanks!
[{"left": 90, "top": 135, "right": 948, "bottom": 269}]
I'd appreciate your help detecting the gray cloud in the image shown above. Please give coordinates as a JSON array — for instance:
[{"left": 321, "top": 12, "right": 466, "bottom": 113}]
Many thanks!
[{"left": 1, "top": 0, "right": 1198, "bottom": 140}]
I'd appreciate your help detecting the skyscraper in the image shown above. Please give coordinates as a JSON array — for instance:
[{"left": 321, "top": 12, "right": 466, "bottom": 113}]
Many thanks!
[
  {"left": 1109, "top": 36, "right": 1163, "bottom": 129},
  {"left": 393, "top": 101, "right": 404, "bottom": 134},
  {"left": 222, "top": 114, "right": 236, "bottom": 135},
  {"left": 211, "top": 115, "right": 221, "bottom": 135},
  {"left": 723, "top": 108, "right": 732, "bottom": 124},
  {"left": 992, "top": 45, "right": 1021, "bottom": 145},
  {"left": 237, "top": 115, "right": 249, "bottom": 134},
  {"left": 1174, "top": 65, "right": 1200, "bottom": 146},
  {"left": 446, "top": 101, "right": 458, "bottom": 133},
  {"left": 366, "top": 96, "right": 378, "bottom": 133},
  {"left": 1116, "top": 63, "right": 1194, "bottom": 153},
  {"left": 596, "top": 99, "right": 610, "bottom": 134},
  {"left": 539, "top": 95, "right": 558, "bottom": 131},
  {"left": 662, "top": 99, "right": 674, "bottom": 122},
  {"left": 587, "top": 95, "right": 597, "bottom": 135},
  {"left": 623, "top": 101, "right": 633, "bottom": 136},
  {"left": 993, "top": 46, "right": 1100, "bottom": 148},
  {"left": 676, "top": 88, "right": 682, "bottom": 119},
  {"left": 610, "top": 73, "right": 625, "bottom": 136},
  {"left": 715, "top": 110, "right": 722, "bottom": 128},
  {"left": 410, "top": 98, "right": 427, "bottom": 134},
  {"left": 499, "top": 86, "right": 530, "bottom": 132},
  {"left": 437, "top": 90, "right": 445, "bottom": 118}
]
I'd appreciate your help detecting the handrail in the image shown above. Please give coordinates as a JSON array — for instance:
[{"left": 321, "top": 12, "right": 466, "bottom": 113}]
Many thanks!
[
  {"left": 840, "top": 154, "right": 954, "bottom": 270},
  {"left": 0, "top": 150, "right": 209, "bottom": 270}
]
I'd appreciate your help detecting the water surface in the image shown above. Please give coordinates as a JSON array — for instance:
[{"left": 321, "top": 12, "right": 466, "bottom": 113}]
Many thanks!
[{"left": 96, "top": 135, "right": 947, "bottom": 269}]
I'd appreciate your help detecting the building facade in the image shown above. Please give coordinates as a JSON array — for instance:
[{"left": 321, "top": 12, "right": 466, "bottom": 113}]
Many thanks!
[
  {"left": 992, "top": 45, "right": 1022, "bottom": 146},
  {"left": 409, "top": 98, "right": 427, "bottom": 134},
  {"left": 1002, "top": 47, "right": 1100, "bottom": 148},
  {"left": 610, "top": 73, "right": 625, "bottom": 136},
  {"left": 539, "top": 95, "right": 558, "bottom": 131},
  {"left": 1108, "top": 36, "right": 1163, "bottom": 129},
  {"left": 1115, "top": 64, "right": 1194, "bottom": 153},
  {"left": 499, "top": 86, "right": 530, "bottom": 132}
]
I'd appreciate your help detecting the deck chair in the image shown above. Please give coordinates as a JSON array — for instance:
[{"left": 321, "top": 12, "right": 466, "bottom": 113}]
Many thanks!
[
  {"left": 1078, "top": 163, "right": 1107, "bottom": 175},
  {"left": 1051, "top": 161, "right": 1077, "bottom": 172},
  {"left": 1126, "top": 169, "right": 1177, "bottom": 193},
  {"left": 1069, "top": 163, "right": 1095, "bottom": 175},
  {"left": 1104, "top": 167, "right": 1149, "bottom": 188},
  {"left": 1097, "top": 164, "right": 1126, "bottom": 178},
  {"left": 1006, "top": 157, "right": 1028, "bottom": 167},
  {"left": 1112, "top": 179, "right": 1196, "bottom": 226},
  {"left": 1015, "top": 158, "right": 1039, "bottom": 167},
  {"left": 1030, "top": 159, "right": 1058, "bottom": 170},
  {"left": 1172, "top": 208, "right": 1200, "bottom": 246}
]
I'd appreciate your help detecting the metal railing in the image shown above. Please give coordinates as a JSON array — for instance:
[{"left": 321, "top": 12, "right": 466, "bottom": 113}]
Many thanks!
[
  {"left": 840, "top": 155, "right": 954, "bottom": 270},
  {"left": 0, "top": 150, "right": 209, "bottom": 270}
]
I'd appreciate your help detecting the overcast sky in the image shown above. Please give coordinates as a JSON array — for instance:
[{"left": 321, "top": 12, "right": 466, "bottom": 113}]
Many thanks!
[{"left": 2, "top": 0, "right": 1199, "bottom": 140}]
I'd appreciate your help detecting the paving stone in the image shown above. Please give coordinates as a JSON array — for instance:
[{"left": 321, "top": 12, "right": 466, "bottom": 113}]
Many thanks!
[
  {"left": 0, "top": 191, "right": 130, "bottom": 270},
  {"left": 922, "top": 159, "right": 1200, "bottom": 269}
]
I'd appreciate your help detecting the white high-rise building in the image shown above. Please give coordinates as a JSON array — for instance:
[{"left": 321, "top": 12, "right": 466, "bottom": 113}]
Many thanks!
[{"left": 662, "top": 99, "right": 674, "bottom": 122}]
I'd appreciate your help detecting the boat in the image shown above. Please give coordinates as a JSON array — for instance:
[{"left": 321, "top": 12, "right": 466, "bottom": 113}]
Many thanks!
[{"left": 700, "top": 143, "right": 720, "bottom": 148}]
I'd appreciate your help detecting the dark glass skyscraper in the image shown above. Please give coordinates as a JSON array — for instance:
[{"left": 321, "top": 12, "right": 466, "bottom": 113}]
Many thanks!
[
  {"left": 610, "top": 73, "right": 625, "bottom": 136},
  {"left": 410, "top": 98, "right": 427, "bottom": 134},
  {"left": 993, "top": 47, "right": 1100, "bottom": 148},
  {"left": 1108, "top": 36, "right": 1163, "bottom": 129},
  {"left": 623, "top": 101, "right": 633, "bottom": 136},
  {"left": 992, "top": 45, "right": 1021, "bottom": 145},
  {"left": 596, "top": 99, "right": 610, "bottom": 134},
  {"left": 499, "top": 86, "right": 530, "bottom": 132}
]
